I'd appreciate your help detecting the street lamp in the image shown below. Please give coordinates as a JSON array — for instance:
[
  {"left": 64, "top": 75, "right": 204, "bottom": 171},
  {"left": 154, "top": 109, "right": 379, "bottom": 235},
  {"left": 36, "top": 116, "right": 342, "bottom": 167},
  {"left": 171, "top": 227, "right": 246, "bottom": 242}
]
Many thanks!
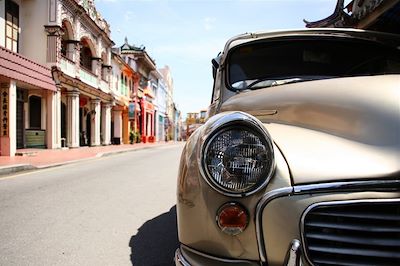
[{"left": 51, "top": 66, "right": 61, "bottom": 87}]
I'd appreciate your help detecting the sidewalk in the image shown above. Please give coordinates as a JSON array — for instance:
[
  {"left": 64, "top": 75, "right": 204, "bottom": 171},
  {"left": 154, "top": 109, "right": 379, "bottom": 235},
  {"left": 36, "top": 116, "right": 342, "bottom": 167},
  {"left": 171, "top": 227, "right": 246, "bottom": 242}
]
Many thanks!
[{"left": 0, "top": 142, "right": 176, "bottom": 176}]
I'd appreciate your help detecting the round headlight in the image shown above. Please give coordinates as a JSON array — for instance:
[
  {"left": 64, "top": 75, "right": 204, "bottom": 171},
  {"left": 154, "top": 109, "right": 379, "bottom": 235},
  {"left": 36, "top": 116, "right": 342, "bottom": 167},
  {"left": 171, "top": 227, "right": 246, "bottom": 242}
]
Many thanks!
[{"left": 203, "top": 124, "right": 274, "bottom": 196}]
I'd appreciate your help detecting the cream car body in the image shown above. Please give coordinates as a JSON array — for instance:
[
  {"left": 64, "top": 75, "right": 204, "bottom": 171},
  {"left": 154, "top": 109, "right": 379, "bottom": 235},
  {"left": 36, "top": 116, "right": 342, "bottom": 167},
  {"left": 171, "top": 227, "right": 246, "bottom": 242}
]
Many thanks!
[{"left": 175, "top": 29, "right": 400, "bottom": 266}]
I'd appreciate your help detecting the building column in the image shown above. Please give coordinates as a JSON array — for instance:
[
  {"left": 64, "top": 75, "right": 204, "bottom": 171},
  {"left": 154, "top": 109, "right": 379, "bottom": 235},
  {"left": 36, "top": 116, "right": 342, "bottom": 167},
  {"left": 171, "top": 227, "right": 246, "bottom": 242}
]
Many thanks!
[
  {"left": 113, "top": 110, "right": 122, "bottom": 144},
  {"left": 154, "top": 111, "right": 158, "bottom": 142},
  {"left": 151, "top": 112, "right": 155, "bottom": 137},
  {"left": 44, "top": 26, "right": 63, "bottom": 64},
  {"left": 90, "top": 98, "right": 101, "bottom": 146},
  {"left": 0, "top": 81, "right": 16, "bottom": 156},
  {"left": 141, "top": 102, "right": 146, "bottom": 141},
  {"left": 122, "top": 111, "right": 129, "bottom": 144},
  {"left": 101, "top": 103, "right": 112, "bottom": 145},
  {"left": 46, "top": 87, "right": 61, "bottom": 149},
  {"left": 66, "top": 90, "right": 79, "bottom": 148}
]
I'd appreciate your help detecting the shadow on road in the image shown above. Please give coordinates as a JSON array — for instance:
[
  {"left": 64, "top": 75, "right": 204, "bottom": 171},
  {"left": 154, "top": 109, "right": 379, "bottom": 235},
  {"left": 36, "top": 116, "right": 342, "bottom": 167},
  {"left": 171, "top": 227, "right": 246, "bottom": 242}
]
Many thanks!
[{"left": 129, "top": 206, "right": 179, "bottom": 266}]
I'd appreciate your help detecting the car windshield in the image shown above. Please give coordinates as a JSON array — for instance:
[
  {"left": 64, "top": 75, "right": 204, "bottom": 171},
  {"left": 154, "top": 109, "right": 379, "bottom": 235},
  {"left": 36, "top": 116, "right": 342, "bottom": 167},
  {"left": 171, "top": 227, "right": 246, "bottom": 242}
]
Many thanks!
[{"left": 228, "top": 37, "right": 400, "bottom": 90}]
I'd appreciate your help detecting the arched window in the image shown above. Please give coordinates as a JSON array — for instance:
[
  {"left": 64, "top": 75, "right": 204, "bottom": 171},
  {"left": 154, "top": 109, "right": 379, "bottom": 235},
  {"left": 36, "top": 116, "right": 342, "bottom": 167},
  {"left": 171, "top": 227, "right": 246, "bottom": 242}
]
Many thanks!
[
  {"left": 80, "top": 38, "right": 93, "bottom": 71},
  {"left": 61, "top": 24, "right": 68, "bottom": 57},
  {"left": 61, "top": 20, "right": 74, "bottom": 60},
  {"left": 29, "top": 96, "right": 41, "bottom": 129}
]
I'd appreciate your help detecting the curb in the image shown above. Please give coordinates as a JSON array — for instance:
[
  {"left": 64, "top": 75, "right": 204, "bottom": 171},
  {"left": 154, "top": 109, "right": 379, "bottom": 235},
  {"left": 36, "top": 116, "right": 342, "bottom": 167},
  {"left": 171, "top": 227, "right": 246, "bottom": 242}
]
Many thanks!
[
  {"left": 0, "top": 164, "right": 36, "bottom": 176},
  {"left": 0, "top": 142, "right": 183, "bottom": 177},
  {"left": 97, "top": 144, "right": 158, "bottom": 158}
]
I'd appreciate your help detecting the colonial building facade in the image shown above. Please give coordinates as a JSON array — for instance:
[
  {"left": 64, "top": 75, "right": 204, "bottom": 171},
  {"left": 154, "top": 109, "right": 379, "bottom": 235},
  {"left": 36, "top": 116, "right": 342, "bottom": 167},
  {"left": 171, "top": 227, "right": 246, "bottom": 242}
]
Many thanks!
[
  {"left": 49, "top": 0, "right": 115, "bottom": 148},
  {"left": 0, "top": 0, "right": 59, "bottom": 156},
  {"left": 0, "top": 0, "right": 181, "bottom": 156},
  {"left": 119, "top": 39, "right": 157, "bottom": 143},
  {"left": 110, "top": 50, "right": 137, "bottom": 144}
]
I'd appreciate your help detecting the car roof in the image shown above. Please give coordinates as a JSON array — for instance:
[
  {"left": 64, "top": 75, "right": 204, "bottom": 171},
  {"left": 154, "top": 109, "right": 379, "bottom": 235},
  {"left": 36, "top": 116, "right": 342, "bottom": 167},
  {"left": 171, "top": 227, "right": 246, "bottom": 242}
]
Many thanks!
[{"left": 219, "top": 28, "right": 400, "bottom": 64}]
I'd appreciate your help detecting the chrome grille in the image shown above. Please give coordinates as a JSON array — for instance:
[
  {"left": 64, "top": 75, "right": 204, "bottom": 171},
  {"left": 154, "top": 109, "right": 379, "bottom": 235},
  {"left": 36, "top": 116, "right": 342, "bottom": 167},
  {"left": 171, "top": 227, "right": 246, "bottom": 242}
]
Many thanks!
[{"left": 303, "top": 200, "right": 400, "bottom": 266}]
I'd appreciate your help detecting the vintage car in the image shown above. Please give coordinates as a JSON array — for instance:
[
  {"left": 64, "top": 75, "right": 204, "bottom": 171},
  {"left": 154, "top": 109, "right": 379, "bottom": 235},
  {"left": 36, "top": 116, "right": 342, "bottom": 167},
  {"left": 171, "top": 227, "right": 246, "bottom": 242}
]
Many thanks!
[{"left": 175, "top": 28, "right": 400, "bottom": 266}]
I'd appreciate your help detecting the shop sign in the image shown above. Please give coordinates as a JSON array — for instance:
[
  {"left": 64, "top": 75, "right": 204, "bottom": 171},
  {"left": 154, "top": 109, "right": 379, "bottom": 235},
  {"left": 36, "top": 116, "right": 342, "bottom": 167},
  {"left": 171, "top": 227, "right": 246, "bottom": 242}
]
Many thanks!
[
  {"left": 1, "top": 88, "right": 9, "bottom": 137},
  {"left": 129, "top": 102, "right": 135, "bottom": 120}
]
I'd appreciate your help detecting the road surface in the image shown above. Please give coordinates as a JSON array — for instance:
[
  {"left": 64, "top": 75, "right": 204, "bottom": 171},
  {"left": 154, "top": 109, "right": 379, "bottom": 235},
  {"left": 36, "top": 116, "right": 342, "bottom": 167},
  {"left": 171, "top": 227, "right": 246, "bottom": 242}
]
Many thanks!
[{"left": 0, "top": 143, "right": 185, "bottom": 266}]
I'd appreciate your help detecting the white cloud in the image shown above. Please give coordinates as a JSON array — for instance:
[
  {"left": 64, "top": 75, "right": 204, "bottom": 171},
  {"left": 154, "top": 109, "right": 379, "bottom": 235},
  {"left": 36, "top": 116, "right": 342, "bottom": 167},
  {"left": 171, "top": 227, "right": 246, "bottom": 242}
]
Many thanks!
[
  {"left": 124, "top": 11, "right": 135, "bottom": 22},
  {"left": 203, "top": 17, "right": 216, "bottom": 31}
]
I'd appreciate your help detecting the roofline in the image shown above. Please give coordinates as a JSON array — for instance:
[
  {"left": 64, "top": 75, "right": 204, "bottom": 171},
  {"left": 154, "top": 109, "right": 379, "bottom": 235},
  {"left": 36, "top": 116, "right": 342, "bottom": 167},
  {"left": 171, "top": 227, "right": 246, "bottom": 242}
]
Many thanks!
[
  {"left": 112, "top": 51, "right": 137, "bottom": 76},
  {"left": 120, "top": 49, "right": 157, "bottom": 70}
]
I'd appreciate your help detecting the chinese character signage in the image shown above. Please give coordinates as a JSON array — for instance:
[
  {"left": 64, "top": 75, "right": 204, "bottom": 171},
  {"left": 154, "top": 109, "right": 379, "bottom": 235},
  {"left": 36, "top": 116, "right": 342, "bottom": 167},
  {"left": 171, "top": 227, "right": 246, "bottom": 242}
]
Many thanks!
[
  {"left": 129, "top": 102, "right": 135, "bottom": 120},
  {"left": 1, "top": 88, "right": 9, "bottom": 137}
]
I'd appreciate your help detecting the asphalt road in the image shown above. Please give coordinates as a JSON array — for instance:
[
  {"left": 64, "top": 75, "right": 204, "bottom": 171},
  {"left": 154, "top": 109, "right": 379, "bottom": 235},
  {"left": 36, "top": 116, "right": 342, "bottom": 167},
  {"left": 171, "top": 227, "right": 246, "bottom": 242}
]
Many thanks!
[{"left": 0, "top": 143, "right": 185, "bottom": 266}]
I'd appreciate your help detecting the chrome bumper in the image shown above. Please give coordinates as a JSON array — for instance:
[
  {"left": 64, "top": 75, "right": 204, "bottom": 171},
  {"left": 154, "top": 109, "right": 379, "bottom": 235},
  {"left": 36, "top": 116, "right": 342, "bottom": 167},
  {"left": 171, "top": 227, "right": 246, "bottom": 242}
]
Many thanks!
[
  {"left": 174, "top": 247, "right": 191, "bottom": 266},
  {"left": 175, "top": 240, "right": 304, "bottom": 266},
  {"left": 283, "top": 240, "right": 302, "bottom": 266},
  {"left": 175, "top": 245, "right": 260, "bottom": 266}
]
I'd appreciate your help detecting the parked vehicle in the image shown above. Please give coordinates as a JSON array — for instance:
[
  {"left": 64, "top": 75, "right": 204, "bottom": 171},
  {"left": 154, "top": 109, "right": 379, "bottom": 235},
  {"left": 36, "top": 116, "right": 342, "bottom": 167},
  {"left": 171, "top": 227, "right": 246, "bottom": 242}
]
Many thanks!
[{"left": 175, "top": 29, "right": 400, "bottom": 266}]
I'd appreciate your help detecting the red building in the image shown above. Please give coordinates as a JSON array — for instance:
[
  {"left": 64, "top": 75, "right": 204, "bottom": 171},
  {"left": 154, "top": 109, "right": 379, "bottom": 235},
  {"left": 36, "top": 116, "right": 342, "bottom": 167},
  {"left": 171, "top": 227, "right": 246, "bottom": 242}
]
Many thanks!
[{"left": 119, "top": 39, "right": 156, "bottom": 143}]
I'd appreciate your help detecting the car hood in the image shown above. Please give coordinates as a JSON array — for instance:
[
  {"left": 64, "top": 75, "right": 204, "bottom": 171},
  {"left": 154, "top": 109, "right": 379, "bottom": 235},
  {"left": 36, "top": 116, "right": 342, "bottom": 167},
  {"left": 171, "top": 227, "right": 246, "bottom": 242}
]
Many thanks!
[{"left": 220, "top": 75, "right": 400, "bottom": 184}]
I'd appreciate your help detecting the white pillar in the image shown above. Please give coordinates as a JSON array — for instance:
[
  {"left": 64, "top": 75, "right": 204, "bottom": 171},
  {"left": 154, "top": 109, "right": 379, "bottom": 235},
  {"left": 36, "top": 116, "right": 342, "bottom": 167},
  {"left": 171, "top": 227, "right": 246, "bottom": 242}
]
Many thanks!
[
  {"left": 0, "top": 81, "right": 16, "bottom": 156},
  {"left": 101, "top": 103, "right": 111, "bottom": 145},
  {"left": 113, "top": 110, "right": 122, "bottom": 144},
  {"left": 66, "top": 90, "right": 80, "bottom": 148},
  {"left": 55, "top": 89, "right": 61, "bottom": 147},
  {"left": 90, "top": 98, "right": 101, "bottom": 146},
  {"left": 41, "top": 95, "right": 47, "bottom": 130},
  {"left": 46, "top": 88, "right": 61, "bottom": 149},
  {"left": 24, "top": 102, "right": 29, "bottom": 129}
]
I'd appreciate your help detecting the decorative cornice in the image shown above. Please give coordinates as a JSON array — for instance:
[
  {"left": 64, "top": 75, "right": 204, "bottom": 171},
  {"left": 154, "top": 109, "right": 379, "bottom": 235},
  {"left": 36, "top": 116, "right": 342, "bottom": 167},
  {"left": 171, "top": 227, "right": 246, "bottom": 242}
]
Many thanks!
[
  {"left": 61, "top": 0, "right": 114, "bottom": 46},
  {"left": 304, "top": 0, "right": 352, "bottom": 28},
  {"left": 44, "top": 25, "right": 63, "bottom": 36}
]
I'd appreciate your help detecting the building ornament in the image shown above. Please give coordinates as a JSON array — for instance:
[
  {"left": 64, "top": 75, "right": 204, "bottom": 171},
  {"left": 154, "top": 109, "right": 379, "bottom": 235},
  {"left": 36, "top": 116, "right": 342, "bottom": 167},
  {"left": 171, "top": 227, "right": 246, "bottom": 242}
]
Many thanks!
[
  {"left": 44, "top": 25, "right": 63, "bottom": 36},
  {"left": 77, "top": 0, "right": 111, "bottom": 35},
  {"left": 60, "top": 5, "right": 75, "bottom": 29},
  {"left": 60, "top": 0, "right": 113, "bottom": 48},
  {"left": 351, "top": 0, "right": 385, "bottom": 20}
]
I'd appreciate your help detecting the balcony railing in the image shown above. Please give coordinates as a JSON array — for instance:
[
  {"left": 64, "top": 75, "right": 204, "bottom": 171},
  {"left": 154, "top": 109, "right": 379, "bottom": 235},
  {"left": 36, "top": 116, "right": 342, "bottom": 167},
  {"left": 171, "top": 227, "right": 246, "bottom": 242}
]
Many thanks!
[
  {"left": 59, "top": 57, "right": 112, "bottom": 92},
  {"left": 79, "top": 68, "right": 98, "bottom": 88},
  {"left": 60, "top": 56, "right": 76, "bottom": 78}
]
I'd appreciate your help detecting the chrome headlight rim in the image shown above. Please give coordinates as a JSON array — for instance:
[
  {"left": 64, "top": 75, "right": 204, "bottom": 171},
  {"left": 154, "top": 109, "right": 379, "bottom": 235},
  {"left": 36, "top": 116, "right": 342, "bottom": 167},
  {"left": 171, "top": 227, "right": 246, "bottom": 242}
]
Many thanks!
[{"left": 200, "top": 113, "right": 275, "bottom": 197}]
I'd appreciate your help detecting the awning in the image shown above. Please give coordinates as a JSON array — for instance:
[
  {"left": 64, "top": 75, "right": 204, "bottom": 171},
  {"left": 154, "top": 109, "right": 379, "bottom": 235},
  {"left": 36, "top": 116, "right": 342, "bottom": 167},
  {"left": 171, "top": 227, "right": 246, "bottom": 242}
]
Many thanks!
[{"left": 0, "top": 46, "right": 56, "bottom": 91}]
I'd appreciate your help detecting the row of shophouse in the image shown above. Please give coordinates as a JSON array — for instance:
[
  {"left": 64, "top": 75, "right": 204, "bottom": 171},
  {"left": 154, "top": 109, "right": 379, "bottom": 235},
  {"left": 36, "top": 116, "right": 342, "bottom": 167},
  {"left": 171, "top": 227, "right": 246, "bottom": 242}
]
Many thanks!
[
  {"left": 184, "top": 110, "right": 207, "bottom": 140},
  {"left": 0, "top": 0, "right": 182, "bottom": 156}
]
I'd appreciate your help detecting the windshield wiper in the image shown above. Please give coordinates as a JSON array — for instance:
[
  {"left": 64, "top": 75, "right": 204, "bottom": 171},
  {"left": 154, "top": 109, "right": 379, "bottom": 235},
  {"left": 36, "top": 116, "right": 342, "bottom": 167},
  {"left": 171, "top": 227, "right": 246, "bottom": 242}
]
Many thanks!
[
  {"left": 243, "top": 76, "right": 332, "bottom": 90},
  {"left": 245, "top": 77, "right": 303, "bottom": 90}
]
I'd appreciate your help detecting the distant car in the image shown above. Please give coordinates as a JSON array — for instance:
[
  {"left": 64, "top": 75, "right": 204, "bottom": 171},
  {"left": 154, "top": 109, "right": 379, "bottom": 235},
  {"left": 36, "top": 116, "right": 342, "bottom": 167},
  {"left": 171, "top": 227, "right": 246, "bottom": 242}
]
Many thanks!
[{"left": 175, "top": 29, "right": 400, "bottom": 266}]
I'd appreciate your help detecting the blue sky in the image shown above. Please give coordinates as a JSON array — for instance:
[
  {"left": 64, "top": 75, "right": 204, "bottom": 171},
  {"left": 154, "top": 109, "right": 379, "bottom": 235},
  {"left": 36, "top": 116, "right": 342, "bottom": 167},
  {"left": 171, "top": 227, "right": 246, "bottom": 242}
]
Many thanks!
[{"left": 95, "top": 0, "right": 339, "bottom": 117}]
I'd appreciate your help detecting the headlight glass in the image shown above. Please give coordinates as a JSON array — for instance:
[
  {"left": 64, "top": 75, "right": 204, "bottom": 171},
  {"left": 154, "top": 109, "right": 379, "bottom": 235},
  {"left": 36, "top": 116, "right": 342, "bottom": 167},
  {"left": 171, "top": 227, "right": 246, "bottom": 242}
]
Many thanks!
[{"left": 203, "top": 125, "right": 273, "bottom": 194}]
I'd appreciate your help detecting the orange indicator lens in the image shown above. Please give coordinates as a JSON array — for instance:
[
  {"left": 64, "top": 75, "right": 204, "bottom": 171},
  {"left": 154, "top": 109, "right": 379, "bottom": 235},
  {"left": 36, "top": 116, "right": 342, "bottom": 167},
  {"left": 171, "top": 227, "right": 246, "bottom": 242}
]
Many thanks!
[{"left": 217, "top": 203, "right": 249, "bottom": 235}]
